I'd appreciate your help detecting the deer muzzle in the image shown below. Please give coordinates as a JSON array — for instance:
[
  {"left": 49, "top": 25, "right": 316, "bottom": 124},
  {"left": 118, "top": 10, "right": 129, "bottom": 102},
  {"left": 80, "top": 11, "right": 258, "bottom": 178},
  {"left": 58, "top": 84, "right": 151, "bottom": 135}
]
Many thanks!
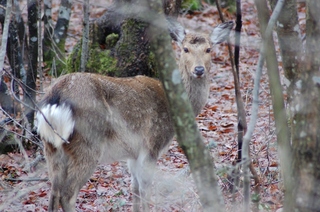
[{"left": 194, "top": 66, "right": 205, "bottom": 78}]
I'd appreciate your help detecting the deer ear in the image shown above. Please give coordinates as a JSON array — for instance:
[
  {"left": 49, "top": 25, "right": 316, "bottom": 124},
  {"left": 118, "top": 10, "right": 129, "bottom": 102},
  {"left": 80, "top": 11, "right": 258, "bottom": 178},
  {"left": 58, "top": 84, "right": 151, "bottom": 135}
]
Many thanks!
[
  {"left": 167, "top": 17, "right": 186, "bottom": 45},
  {"left": 210, "top": 21, "right": 234, "bottom": 44}
]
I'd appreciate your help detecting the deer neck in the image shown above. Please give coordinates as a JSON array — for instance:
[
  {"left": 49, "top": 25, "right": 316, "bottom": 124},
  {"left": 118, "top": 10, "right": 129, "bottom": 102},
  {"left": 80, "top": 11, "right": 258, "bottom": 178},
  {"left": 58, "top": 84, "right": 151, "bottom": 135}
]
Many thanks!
[{"left": 180, "top": 69, "right": 210, "bottom": 115}]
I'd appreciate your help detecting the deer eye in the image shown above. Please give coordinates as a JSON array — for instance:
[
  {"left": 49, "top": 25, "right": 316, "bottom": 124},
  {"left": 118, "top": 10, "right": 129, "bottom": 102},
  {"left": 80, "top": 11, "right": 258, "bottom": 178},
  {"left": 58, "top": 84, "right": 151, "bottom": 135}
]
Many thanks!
[
  {"left": 206, "top": 48, "right": 211, "bottom": 53},
  {"left": 183, "top": 47, "right": 189, "bottom": 53}
]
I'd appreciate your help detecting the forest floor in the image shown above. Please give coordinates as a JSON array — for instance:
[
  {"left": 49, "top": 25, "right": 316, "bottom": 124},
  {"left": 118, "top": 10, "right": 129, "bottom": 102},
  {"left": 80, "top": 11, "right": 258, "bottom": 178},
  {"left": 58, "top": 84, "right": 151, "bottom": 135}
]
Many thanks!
[{"left": 0, "top": 0, "right": 306, "bottom": 211}]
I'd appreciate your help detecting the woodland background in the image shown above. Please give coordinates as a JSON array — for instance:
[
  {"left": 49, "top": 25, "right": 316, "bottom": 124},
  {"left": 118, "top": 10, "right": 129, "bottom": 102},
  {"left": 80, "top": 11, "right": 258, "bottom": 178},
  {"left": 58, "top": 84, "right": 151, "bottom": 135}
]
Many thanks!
[{"left": 0, "top": 0, "right": 318, "bottom": 211}]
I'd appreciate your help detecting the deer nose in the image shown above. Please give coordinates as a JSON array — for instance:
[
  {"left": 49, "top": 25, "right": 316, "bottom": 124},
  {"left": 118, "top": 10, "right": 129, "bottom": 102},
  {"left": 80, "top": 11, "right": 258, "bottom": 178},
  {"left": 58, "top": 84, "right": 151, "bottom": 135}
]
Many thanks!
[{"left": 194, "top": 66, "right": 205, "bottom": 77}]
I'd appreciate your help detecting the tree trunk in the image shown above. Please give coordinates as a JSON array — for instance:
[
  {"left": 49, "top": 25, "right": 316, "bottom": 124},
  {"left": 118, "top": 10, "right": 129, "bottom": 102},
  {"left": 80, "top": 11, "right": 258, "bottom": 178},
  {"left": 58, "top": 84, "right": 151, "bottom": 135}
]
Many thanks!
[
  {"left": 269, "top": 0, "right": 302, "bottom": 81},
  {"left": 80, "top": 0, "right": 90, "bottom": 72},
  {"left": 67, "top": 0, "right": 182, "bottom": 77},
  {"left": 5, "top": 8, "right": 25, "bottom": 116},
  {"left": 163, "top": 0, "right": 181, "bottom": 16},
  {"left": 43, "top": 0, "right": 72, "bottom": 76},
  {"left": 291, "top": 1, "right": 320, "bottom": 211},
  {"left": 0, "top": 77, "right": 14, "bottom": 115},
  {"left": 149, "top": 0, "right": 225, "bottom": 211},
  {"left": 25, "top": 0, "right": 38, "bottom": 126}
]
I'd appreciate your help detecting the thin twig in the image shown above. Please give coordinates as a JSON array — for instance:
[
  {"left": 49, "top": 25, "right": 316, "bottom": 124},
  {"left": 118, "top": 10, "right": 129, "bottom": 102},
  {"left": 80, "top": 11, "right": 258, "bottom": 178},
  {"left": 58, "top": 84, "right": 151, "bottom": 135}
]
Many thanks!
[
  {"left": 28, "top": 153, "right": 44, "bottom": 170},
  {"left": 2, "top": 68, "right": 69, "bottom": 145},
  {"left": 10, "top": 78, "right": 37, "bottom": 110},
  {"left": 5, "top": 177, "right": 48, "bottom": 182},
  {"left": 215, "top": 1, "right": 254, "bottom": 210},
  {"left": 215, "top": 0, "right": 225, "bottom": 23},
  {"left": 0, "top": 107, "right": 43, "bottom": 147},
  {"left": 2, "top": 68, "right": 45, "bottom": 95}
]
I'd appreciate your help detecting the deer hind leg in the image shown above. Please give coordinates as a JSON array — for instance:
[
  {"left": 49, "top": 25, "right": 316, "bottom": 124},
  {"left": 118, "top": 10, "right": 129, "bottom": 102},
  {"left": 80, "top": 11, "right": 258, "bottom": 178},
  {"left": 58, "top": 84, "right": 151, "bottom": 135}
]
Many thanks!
[
  {"left": 44, "top": 138, "right": 100, "bottom": 212},
  {"left": 127, "top": 153, "right": 157, "bottom": 212},
  {"left": 44, "top": 142, "right": 65, "bottom": 212}
]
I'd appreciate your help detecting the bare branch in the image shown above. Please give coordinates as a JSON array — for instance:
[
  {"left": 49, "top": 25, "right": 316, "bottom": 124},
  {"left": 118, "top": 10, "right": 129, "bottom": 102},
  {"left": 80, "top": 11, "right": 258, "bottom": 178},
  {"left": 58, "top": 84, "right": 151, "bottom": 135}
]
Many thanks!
[
  {"left": 0, "top": 107, "right": 43, "bottom": 147},
  {"left": 5, "top": 177, "right": 48, "bottom": 182},
  {"left": 1, "top": 69, "right": 69, "bottom": 146}
]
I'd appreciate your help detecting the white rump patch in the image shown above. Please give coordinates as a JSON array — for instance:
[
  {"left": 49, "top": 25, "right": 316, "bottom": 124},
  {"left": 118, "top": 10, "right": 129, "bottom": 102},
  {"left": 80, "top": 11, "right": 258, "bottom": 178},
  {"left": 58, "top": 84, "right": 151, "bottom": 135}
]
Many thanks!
[{"left": 36, "top": 104, "right": 75, "bottom": 148}]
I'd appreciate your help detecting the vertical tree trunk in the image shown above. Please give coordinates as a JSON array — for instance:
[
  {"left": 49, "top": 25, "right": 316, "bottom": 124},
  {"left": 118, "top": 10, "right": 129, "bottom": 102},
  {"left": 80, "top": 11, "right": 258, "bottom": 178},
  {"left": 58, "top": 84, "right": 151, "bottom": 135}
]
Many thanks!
[
  {"left": 269, "top": 0, "right": 302, "bottom": 81},
  {"left": 0, "top": 0, "right": 13, "bottom": 116},
  {"left": 0, "top": 0, "right": 26, "bottom": 118},
  {"left": 43, "top": 0, "right": 72, "bottom": 75},
  {"left": 111, "top": 0, "right": 153, "bottom": 77},
  {"left": 25, "top": 0, "right": 38, "bottom": 126},
  {"left": 292, "top": 1, "right": 320, "bottom": 211},
  {"left": 6, "top": 14, "right": 24, "bottom": 116},
  {"left": 114, "top": 18, "right": 152, "bottom": 77},
  {"left": 149, "top": 0, "right": 225, "bottom": 211},
  {"left": 80, "top": 0, "right": 90, "bottom": 72}
]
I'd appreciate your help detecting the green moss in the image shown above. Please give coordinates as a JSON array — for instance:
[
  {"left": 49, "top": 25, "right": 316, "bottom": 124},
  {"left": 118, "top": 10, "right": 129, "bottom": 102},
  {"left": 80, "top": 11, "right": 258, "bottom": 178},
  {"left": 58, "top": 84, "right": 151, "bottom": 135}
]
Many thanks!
[
  {"left": 86, "top": 48, "right": 117, "bottom": 75},
  {"left": 182, "top": 0, "right": 235, "bottom": 13},
  {"left": 182, "top": 0, "right": 202, "bottom": 11},
  {"left": 105, "top": 33, "right": 119, "bottom": 49},
  {"left": 222, "top": 0, "right": 236, "bottom": 13},
  {"left": 66, "top": 39, "right": 118, "bottom": 75},
  {"left": 66, "top": 41, "right": 82, "bottom": 73},
  {"left": 148, "top": 51, "right": 157, "bottom": 77}
]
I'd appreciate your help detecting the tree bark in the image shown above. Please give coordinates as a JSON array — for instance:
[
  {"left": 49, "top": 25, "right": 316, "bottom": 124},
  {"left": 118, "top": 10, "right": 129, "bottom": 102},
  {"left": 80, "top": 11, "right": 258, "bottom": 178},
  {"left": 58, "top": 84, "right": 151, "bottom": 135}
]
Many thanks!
[
  {"left": 80, "top": 0, "right": 90, "bottom": 72},
  {"left": 269, "top": 0, "right": 302, "bottom": 81},
  {"left": 43, "top": 0, "right": 72, "bottom": 75},
  {"left": 113, "top": 18, "right": 153, "bottom": 77},
  {"left": 0, "top": 0, "right": 13, "bottom": 116},
  {"left": 25, "top": 0, "right": 38, "bottom": 126},
  {"left": 291, "top": 1, "right": 320, "bottom": 211},
  {"left": 4, "top": 1, "right": 25, "bottom": 116},
  {"left": 163, "top": 0, "right": 181, "bottom": 16},
  {"left": 149, "top": 0, "right": 225, "bottom": 211},
  {"left": 68, "top": 1, "right": 182, "bottom": 77}
]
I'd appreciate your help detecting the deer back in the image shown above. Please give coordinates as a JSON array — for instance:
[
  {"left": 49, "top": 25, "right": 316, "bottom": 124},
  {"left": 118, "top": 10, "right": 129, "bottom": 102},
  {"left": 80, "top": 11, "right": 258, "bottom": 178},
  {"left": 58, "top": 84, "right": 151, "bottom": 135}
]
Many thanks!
[{"left": 37, "top": 73, "right": 174, "bottom": 161}]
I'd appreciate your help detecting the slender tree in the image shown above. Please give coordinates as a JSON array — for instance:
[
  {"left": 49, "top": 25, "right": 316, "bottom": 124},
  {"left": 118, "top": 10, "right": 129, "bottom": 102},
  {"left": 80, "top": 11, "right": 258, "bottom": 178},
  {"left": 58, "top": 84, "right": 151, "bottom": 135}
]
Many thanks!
[
  {"left": 149, "top": 0, "right": 225, "bottom": 211},
  {"left": 25, "top": 0, "right": 38, "bottom": 126}
]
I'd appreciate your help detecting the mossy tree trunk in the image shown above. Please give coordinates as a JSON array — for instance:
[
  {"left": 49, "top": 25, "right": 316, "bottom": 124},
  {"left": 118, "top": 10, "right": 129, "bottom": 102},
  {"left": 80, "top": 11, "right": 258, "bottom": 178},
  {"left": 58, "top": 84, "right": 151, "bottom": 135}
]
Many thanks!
[
  {"left": 113, "top": 19, "right": 154, "bottom": 77},
  {"left": 68, "top": 0, "right": 181, "bottom": 77}
]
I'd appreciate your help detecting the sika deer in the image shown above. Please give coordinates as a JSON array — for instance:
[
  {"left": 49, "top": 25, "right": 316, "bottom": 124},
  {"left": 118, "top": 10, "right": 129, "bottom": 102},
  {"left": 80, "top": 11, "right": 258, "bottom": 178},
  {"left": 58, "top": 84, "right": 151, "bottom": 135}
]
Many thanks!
[{"left": 36, "top": 21, "right": 233, "bottom": 212}]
